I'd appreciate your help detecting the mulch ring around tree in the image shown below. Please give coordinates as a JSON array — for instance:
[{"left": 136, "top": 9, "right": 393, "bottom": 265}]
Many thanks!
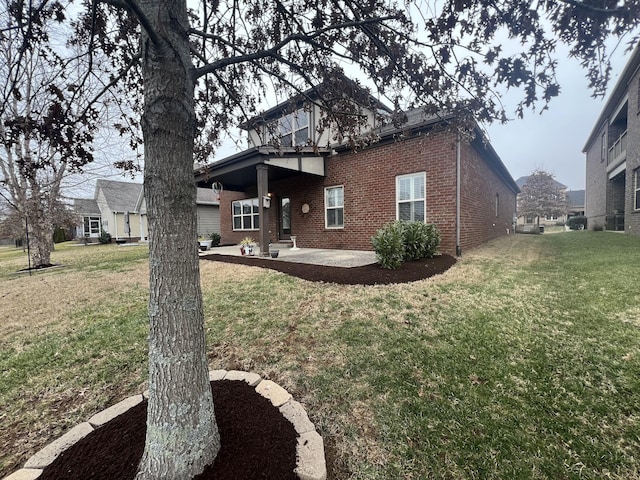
[
  {"left": 37, "top": 380, "right": 298, "bottom": 480},
  {"left": 201, "top": 253, "right": 457, "bottom": 285}
]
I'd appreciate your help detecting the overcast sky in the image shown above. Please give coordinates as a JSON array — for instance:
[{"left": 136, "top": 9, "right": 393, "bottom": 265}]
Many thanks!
[{"left": 484, "top": 44, "right": 632, "bottom": 191}]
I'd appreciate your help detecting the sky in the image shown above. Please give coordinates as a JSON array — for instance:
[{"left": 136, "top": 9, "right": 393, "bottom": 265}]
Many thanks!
[{"left": 484, "top": 46, "right": 632, "bottom": 191}]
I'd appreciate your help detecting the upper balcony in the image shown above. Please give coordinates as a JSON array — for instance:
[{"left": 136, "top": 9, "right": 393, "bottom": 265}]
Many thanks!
[{"left": 607, "top": 130, "right": 627, "bottom": 168}]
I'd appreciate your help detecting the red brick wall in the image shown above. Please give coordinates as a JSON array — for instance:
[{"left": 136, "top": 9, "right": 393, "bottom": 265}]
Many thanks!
[
  {"left": 459, "top": 142, "right": 517, "bottom": 252},
  {"left": 219, "top": 130, "right": 516, "bottom": 256}
]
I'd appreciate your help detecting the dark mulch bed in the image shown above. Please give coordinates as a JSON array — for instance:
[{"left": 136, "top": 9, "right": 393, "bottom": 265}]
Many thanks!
[
  {"left": 38, "top": 380, "right": 298, "bottom": 480},
  {"left": 202, "top": 253, "right": 456, "bottom": 285}
]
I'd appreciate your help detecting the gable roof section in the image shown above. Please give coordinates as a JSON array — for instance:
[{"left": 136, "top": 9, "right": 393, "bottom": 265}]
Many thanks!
[
  {"left": 74, "top": 198, "right": 101, "bottom": 216},
  {"left": 368, "top": 108, "right": 519, "bottom": 194},
  {"left": 516, "top": 175, "right": 566, "bottom": 190},
  {"left": 583, "top": 42, "right": 640, "bottom": 152},
  {"left": 567, "top": 190, "right": 585, "bottom": 206},
  {"left": 95, "top": 179, "right": 143, "bottom": 213}
]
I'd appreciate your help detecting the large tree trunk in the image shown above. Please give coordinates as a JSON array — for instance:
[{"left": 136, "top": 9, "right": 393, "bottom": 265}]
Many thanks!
[
  {"left": 28, "top": 206, "right": 53, "bottom": 267},
  {"left": 136, "top": 1, "right": 220, "bottom": 478}
]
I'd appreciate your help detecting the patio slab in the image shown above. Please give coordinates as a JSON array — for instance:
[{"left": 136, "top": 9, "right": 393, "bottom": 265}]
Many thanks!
[{"left": 201, "top": 245, "right": 376, "bottom": 267}]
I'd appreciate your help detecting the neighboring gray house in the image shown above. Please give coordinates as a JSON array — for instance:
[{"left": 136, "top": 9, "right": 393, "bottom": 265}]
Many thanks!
[
  {"left": 74, "top": 180, "right": 220, "bottom": 242},
  {"left": 74, "top": 197, "right": 103, "bottom": 239},
  {"left": 584, "top": 43, "right": 640, "bottom": 233},
  {"left": 95, "top": 179, "right": 147, "bottom": 241},
  {"left": 196, "top": 187, "right": 221, "bottom": 237}
]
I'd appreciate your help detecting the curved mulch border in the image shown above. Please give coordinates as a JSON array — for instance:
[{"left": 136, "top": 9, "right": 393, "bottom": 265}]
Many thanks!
[
  {"left": 201, "top": 253, "right": 457, "bottom": 285},
  {"left": 4, "top": 370, "right": 325, "bottom": 480}
]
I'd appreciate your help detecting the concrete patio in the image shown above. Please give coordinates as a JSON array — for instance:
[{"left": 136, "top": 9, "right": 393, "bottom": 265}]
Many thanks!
[{"left": 200, "top": 245, "right": 376, "bottom": 268}]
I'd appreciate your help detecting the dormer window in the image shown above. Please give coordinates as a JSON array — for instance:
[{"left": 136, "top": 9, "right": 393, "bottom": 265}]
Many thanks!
[{"left": 276, "top": 109, "right": 309, "bottom": 146}]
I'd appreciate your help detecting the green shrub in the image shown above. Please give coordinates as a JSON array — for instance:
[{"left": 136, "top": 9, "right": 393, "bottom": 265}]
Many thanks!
[
  {"left": 98, "top": 229, "right": 112, "bottom": 244},
  {"left": 402, "top": 221, "right": 440, "bottom": 260},
  {"left": 567, "top": 216, "right": 587, "bottom": 230},
  {"left": 372, "top": 221, "right": 440, "bottom": 269},
  {"left": 209, "top": 232, "right": 221, "bottom": 247},
  {"left": 371, "top": 221, "right": 405, "bottom": 269},
  {"left": 53, "top": 226, "right": 67, "bottom": 243}
]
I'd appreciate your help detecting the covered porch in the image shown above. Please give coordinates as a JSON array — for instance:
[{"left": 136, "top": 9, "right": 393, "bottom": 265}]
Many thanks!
[{"left": 195, "top": 146, "right": 330, "bottom": 256}]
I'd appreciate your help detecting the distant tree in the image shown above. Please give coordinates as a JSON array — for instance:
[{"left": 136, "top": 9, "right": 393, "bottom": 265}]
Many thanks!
[
  {"left": 518, "top": 170, "right": 567, "bottom": 226},
  {"left": 0, "top": 0, "right": 120, "bottom": 267},
  {"left": 3, "top": 0, "right": 639, "bottom": 478}
]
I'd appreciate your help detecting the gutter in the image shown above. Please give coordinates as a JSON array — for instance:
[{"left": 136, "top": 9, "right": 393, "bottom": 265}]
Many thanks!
[{"left": 456, "top": 133, "right": 462, "bottom": 257}]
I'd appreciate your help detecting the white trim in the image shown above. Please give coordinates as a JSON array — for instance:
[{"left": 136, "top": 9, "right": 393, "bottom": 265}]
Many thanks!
[
  {"left": 396, "top": 172, "right": 426, "bottom": 222},
  {"left": 324, "top": 185, "right": 344, "bottom": 229}
]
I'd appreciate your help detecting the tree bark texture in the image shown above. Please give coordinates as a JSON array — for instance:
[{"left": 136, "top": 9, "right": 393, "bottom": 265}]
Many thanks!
[{"left": 136, "top": 1, "right": 220, "bottom": 478}]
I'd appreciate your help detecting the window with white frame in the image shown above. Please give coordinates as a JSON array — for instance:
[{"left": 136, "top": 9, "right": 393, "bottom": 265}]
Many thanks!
[
  {"left": 232, "top": 198, "right": 260, "bottom": 230},
  {"left": 276, "top": 109, "right": 309, "bottom": 147},
  {"left": 83, "top": 216, "right": 101, "bottom": 237},
  {"left": 325, "top": 186, "right": 344, "bottom": 228},
  {"left": 635, "top": 169, "right": 640, "bottom": 210},
  {"left": 396, "top": 173, "right": 425, "bottom": 222}
]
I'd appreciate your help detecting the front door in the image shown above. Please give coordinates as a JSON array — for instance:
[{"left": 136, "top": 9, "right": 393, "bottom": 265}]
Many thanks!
[{"left": 279, "top": 196, "right": 291, "bottom": 240}]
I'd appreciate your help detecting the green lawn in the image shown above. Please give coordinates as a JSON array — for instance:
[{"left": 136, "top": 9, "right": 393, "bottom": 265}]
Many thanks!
[{"left": 1, "top": 233, "right": 639, "bottom": 479}]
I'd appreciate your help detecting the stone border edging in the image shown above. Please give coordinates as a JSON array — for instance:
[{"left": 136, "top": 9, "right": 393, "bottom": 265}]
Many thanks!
[{"left": 3, "top": 369, "right": 326, "bottom": 480}]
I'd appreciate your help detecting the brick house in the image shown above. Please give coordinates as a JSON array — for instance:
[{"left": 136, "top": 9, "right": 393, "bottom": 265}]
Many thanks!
[
  {"left": 584, "top": 43, "right": 640, "bottom": 233},
  {"left": 195, "top": 93, "right": 518, "bottom": 257}
]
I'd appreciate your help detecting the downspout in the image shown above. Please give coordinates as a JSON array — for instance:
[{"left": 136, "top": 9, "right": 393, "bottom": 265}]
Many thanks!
[{"left": 456, "top": 133, "right": 462, "bottom": 257}]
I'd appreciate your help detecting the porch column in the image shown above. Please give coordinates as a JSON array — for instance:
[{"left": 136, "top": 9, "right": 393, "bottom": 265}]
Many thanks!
[{"left": 256, "top": 164, "right": 270, "bottom": 256}]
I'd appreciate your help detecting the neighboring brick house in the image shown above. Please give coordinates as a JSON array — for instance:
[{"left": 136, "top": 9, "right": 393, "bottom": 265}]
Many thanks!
[
  {"left": 195, "top": 93, "right": 518, "bottom": 257},
  {"left": 584, "top": 43, "right": 640, "bottom": 233}
]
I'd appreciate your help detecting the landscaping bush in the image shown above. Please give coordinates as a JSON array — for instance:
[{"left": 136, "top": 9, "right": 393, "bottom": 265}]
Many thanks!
[
  {"left": 98, "top": 229, "right": 112, "bottom": 244},
  {"left": 567, "top": 216, "right": 587, "bottom": 230},
  {"left": 209, "top": 232, "right": 221, "bottom": 247},
  {"left": 402, "top": 221, "right": 440, "bottom": 260},
  {"left": 372, "top": 221, "right": 440, "bottom": 269},
  {"left": 53, "top": 226, "right": 67, "bottom": 243},
  {"left": 371, "top": 221, "right": 405, "bottom": 269}
]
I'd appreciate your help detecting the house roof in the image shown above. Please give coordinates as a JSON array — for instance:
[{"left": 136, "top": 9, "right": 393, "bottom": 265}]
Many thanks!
[
  {"left": 95, "top": 179, "right": 219, "bottom": 211},
  {"left": 240, "top": 74, "right": 392, "bottom": 129},
  {"left": 95, "top": 179, "right": 144, "bottom": 213},
  {"left": 371, "top": 108, "right": 519, "bottom": 194},
  {"left": 567, "top": 190, "right": 585, "bottom": 206},
  {"left": 515, "top": 175, "right": 567, "bottom": 190},
  {"left": 74, "top": 198, "right": 101, "bottom": 216},
  {"left": 583, "top": 42, "right": 640, "bottom": 151}
]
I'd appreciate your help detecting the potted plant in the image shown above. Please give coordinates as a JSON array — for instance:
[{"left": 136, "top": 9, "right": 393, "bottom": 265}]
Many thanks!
[
  {"left": 240, "top": 236, "right": 255, "bottom": 255},
  {"left": 198, "top": 236, "right": 212, "bottom": 251}
]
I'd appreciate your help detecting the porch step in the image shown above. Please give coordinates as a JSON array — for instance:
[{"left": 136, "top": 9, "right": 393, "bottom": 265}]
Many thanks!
[{"left": 270, "top": 241, "right": 293, "bottom": 249}]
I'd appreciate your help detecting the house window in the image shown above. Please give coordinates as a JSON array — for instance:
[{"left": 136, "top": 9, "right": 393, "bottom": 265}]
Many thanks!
[
  {"left": 276, "top": 109, "right": 309, "bottom": 147},
  {"left": 396, "top": 173, "right": 425, "bottom": 222},
  {"left": 325, "top": 186, "right": 344, "bottom": 228},
  {"left": 495, "top": 193, "right": 500, "bottom": 217},
  {"left": 601, "top": 131, "right": 607, "bottom": 162},
  {"left": 83, "top": 216, "right": 101, "bottom": 237},
  {"left": 545, "top": 214, "right": 558, "bottom": 221},
  {"left": 232, "top": 198, "right": 259, "bottom": 230},
  {"left": 635, "top": 169, "right": 640, "bottom": 210}
]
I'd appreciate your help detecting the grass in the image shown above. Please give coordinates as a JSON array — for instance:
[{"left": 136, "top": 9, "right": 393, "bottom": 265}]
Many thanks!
[{"left": 1, "top": 233, "right": 639, "bottom": 479}]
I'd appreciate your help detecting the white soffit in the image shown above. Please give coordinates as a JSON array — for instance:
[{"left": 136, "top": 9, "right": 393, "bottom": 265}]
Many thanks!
[{"left": 267, "top": 157, "right": 325, "bottom": 176}]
